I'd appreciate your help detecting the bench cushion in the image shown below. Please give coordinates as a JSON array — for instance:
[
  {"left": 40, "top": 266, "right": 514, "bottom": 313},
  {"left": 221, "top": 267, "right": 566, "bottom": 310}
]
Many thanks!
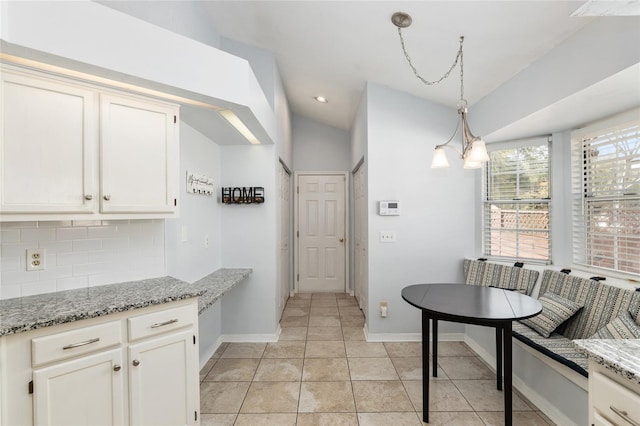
[
  {"left": 512, "top": 322, "right": 588, "bottom": 376},
  {"left": 539, "top": 270, "right": 640, "bottom": 340},
  {"left": 588, "top": 312, "right": 640, "bottom": 339},
  {"left": 463, "top": 259, "right": 539, "bottom": 295}
]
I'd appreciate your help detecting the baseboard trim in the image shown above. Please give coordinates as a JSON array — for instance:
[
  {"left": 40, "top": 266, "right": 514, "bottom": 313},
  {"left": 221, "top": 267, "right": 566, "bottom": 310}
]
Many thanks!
[
  {"left": 464, "top": 334, "right": 578, "bottom": 426},
  {"left": 364, "top": 324, "right": 464, "bottom": 342},
  {"left": 199, "top": 335, "right": 223, "bottom": 370}
]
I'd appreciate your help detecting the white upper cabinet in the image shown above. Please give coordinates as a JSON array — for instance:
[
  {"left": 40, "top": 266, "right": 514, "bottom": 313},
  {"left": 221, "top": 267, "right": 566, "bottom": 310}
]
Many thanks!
[
  {"left": 0, "top": 69, "right": 97, "bottom": 213},
  {"left": 0, "top": 65, "right": 179, "bottom": 220},
  {"left": 100, "top": 94, "right": 178, "bottom": 214}
]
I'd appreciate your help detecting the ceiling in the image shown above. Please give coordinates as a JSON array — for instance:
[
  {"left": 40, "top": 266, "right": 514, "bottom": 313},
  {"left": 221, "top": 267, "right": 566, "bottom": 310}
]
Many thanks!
[{"left": 201, "top": 1, "right": 603, "bottom": 132}]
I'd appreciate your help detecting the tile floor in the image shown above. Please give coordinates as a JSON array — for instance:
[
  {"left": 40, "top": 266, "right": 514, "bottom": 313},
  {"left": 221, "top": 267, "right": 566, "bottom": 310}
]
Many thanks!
[{"left": 199, "top": 293, "right": 555, "bottom": 425}]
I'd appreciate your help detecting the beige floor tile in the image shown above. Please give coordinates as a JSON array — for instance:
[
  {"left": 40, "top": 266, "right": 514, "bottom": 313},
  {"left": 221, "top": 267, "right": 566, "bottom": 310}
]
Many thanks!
[
  {"left": 298, "top": 381, "right": 356, "bottom": 412},
  {"left": 351, "top": 380, "right": 414, "bottom": 412},
  {"left": 309, "top": 315, "right": 342, "bottom": 327},
  {"left": 279, "top": 315, "right": 310, "bottom": 327},
  {"left": 536, "top": 410, "right": 556, "bottom": 425},
  {"left": 357, "top": 412, "right": 422, "bottom": 426},
  {"left": 338, "top": 306, "right": 364, "bottom": 317},
  {"left": 337, "top": 298, "right": 359, "bottom": 307},
  {"left": 310, "top": 306, "right": 340, "bottom": 316},
  {"left": 383, "top": 342, "right": 423, "bottom": 357},
  {"left": 310, "top": 299, "right": 338, "bottom": 307},
  {"left": 253, "top": 358, "right": 303, "bottom": 381},
  {"left": 199, "top": 413, "right": 237, "bottom": 426},
  {"left": 204, "top": 358, "right": 260, "bottom": 381},
  {"left": 296, "top": 412, "right": 358, "bottom": 426},
  {"left": 200, "top": 358, "right": 218, "bottom": 381},
  {"left": 212, "top": 343, "right": 229, "bottom": 358},
  {"left": 200, "top": 381, "right": 250, "bottom": 414},
  {"left": 286, "top": 299, "right": 312, "bottom": 308},
  {"left": 220, "top": 342, "right": 266, "bottom": 358},
  {"left": 417, "top": 411, "right": 485, "bottom": 425},
  {"left": 305, "top": 340, "right": 346, "bottom": 358},
  {"left": 477, "top": 411, "right": 552, "bottom": 426},
  {"left": 391, "top": 357, "right": 449, "bottom": 381},
  {"left": 263, "top": 341, "right": 306, "bottom": 358},
  {"left": 348, "top": 357, "right": 399, "bottom": 380},
  {"left": 240, "top": 381, "right": 300, "bottom": 413},
  {"left": 312, "top": 293, "right": 339, "bottom": 299},
  {"left": 403, "top": 380, "right": 474, "bottom": 412},
  {"left": 453, "top": 380, "right": 532, "bottom": 412},
  {"left": 281, "top": 307, "right": 309, "bottom": 318},
  {"left": 234, "top": 413, "right": 297, "bottom": 425},
  {"left": 435, "top": 341, "right": 475, "bottom": 356},
  {"left": 291, "top": 293, "right": 313, "bottom": 299},
  {"left": 345, "top": 341, "right": 388, "bottom": 357},
  {"left": 438, "top": 356, "right": 495, "bottom": 380},
  {"left": 307, "top": 326, "right": 343, "bottom": 341},
  {"left": 342, "top": 326, "right": 365, "bottom": 341},
  {"left": 302, "top": 358, "right": 351, "bottom": 381},
  {"left": 279, "top": 327, "right": 308, "bottom": 341},
  {"left": 340, "top": 315, "right": 365, "bottom": 327}
]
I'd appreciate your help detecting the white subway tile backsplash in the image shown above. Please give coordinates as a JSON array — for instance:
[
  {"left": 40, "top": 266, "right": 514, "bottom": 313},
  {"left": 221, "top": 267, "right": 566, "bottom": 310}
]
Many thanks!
[
  {"left": 1, "top": 219, "right": 166, "bottom": 299},
  {"left": 57, "top": 227, "right": 88, "bottom": 240}
]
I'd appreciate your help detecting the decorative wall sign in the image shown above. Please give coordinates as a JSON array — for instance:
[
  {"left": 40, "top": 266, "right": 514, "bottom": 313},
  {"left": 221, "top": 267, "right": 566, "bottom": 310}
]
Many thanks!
[
  {"left": 187, "top": 171, "right": 214, "bottom": 196},
  {"left": 222, "top": 187, "right": 265, "bottom": 204}
]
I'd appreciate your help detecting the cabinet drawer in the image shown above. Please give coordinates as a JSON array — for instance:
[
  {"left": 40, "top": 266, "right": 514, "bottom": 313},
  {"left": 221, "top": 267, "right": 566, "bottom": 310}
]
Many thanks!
[
  {"left": 128, "top": 304, "right": 195, "bottom": 341},
  {"left": 32, "top": 321, "right": 122, "bottom": 367},
  {"left": 592, "top": 371, "right": 640, "bottom": 426}
]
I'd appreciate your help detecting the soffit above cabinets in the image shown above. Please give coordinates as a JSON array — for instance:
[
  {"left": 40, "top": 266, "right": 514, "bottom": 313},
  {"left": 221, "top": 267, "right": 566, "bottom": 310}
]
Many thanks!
[{"left": 0, "top": 1, "right": 274, "bottom": 146}]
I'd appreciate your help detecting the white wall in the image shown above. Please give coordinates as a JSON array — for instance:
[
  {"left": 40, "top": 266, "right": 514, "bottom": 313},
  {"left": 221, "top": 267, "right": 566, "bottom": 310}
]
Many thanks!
[
  {"left": 364, "top": 83, "right": 474, "bottom": 336},
  {"left": 292, "top": 114, "right": 351, "bottom": 172},
  {"left": 220, "top": 145, "right": 279, "bottom": 337}
]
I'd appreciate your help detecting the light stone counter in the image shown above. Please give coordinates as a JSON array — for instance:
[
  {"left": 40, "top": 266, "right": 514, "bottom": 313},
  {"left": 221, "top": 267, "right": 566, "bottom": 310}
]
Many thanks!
[
  {"left": 0, "top": 268, "right": 251, "bottom": 336},
  {"left": 574, "top": 339, "right": 640, "bottom": 384}
]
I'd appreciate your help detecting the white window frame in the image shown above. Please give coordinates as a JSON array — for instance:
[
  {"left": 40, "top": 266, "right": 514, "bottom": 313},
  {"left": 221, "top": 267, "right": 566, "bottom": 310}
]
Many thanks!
[
  {"left": 482, "top": 136, "right": 552, "bottom": 263},
  {"left": 571, "top": 108, "right": 640, "bottom": 279}
]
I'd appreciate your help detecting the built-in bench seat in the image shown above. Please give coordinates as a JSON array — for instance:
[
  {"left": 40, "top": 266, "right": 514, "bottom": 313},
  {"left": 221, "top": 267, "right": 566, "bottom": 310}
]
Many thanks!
[{"left": 463, "top": 259, "right": 640, "bottom": 378}]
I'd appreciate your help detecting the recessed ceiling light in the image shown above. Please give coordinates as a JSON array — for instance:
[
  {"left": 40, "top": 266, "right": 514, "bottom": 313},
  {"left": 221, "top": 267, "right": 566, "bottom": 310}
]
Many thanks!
[{"left": 314, "top": 96, "right": 328, "bottom": 103}]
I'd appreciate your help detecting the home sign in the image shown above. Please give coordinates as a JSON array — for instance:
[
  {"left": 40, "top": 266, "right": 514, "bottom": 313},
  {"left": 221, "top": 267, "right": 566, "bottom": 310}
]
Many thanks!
[{"left": 222, "top": 187, "right": 265, "bottom": 204}]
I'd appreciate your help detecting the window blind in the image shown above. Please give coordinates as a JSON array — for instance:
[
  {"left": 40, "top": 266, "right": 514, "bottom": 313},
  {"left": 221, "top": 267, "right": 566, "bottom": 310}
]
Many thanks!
[
  {"left": 483, "top": 137, "right": 551, "bottom": 262},
  {"left": 572, "top": 109, "right": 640, "bottom": 276}
]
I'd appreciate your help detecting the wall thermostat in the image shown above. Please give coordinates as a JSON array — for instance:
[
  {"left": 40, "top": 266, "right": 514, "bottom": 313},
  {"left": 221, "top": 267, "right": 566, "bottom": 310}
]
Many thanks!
[{"left": 378, "top": 200, "right": 400, "bottom": 216}]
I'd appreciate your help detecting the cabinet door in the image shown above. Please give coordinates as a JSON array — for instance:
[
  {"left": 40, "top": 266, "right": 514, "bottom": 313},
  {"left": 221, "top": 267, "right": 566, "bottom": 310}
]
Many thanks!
[
  {"left": 100, "top": 94, "right": 178, "bottom": 214},
  {"left": 129, "top": 329, "right": 198, "bottom": 426},
  {"left": 33, "top": 348, "right": 124, "bottom": 426},
  {"left": 0, "top": 70, "right": 96, "bottom": 213}
]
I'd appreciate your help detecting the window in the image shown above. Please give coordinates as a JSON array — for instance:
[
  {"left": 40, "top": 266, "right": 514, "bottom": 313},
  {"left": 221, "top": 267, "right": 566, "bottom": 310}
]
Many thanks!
[
  {"left": 572, "top": 109, "right": 640, "bottom": 276},
  {"left": 483, "top": 137, "right": 551, "bottom": 261}
]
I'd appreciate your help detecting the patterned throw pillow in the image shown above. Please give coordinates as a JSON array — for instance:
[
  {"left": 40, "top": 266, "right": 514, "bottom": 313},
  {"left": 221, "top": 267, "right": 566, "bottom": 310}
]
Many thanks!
[
  {"left": 589, "top": 312, "right": 640, "bottom": 339},
  {"left": 629, "top": 292, "right": 640, "bottom": 326},
  {"left": 520, "top": 292, "right": 583, "bottom": 338}
]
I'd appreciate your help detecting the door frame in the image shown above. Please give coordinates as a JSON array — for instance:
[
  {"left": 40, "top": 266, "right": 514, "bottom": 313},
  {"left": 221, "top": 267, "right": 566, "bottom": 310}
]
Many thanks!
[{"left": 293, "top": 171, "right": 350, "bottom": 294}]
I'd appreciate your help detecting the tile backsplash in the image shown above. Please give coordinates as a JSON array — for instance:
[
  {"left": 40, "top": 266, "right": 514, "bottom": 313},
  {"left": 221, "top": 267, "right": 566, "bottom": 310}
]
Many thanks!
[{"left": 0, "top": 220, "right": 165, "bottom": 300}]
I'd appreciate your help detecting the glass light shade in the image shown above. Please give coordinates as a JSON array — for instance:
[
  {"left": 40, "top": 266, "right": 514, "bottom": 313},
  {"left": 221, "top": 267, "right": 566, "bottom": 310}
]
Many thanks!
[
  {"left": 430, "top": 147, "right": 450, "bottom": 168},
  {"left": 463, "top": 157, "right": 482, "bottom": 169},
  {"left": 467, "top": 139, "right": 490, "bottom": 163}
]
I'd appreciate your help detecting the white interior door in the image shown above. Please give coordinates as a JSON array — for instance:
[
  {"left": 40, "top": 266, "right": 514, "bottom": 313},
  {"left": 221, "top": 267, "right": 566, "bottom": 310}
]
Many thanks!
[
  {"left": 297, "top": 174, "right": 347, "bottom": 293},
  {"left": 353, "top": 165, "right": 368, "bottom": 313},
  {"left": 279, "top": 164, "right": 291, "bottom": 316}
]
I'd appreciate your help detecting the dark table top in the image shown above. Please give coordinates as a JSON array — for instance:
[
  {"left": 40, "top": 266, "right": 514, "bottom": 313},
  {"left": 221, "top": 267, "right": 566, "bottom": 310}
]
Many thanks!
[{"left": 402, "top": 283, "right": 542, "bottom": 323}]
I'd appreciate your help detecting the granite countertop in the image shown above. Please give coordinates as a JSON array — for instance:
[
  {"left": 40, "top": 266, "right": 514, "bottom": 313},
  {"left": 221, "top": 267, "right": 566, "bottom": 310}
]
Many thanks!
[
  {"left": 574, "top": 339, "right": 640, "bottom": 385},
  {"left": 0, "top": 268, "right": 251, "bottom": 337}
]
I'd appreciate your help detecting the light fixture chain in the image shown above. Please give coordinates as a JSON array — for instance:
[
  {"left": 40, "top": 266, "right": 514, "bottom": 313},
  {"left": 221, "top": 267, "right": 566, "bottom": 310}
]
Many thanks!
[{"left": 397, "top": 28, "right": 463, "bottom": 87}]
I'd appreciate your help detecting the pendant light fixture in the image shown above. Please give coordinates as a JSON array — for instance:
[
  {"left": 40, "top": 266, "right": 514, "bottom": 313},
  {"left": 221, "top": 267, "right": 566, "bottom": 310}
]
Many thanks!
[{"left": 391, "top": 12, "right": 489, "bottom": 169}]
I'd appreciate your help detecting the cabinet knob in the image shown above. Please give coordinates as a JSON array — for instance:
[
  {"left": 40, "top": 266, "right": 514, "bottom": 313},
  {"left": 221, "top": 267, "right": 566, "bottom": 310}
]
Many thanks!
[
  {"left": 132, "top": 359, "right": 140, "bottom": 367},
  {"left": 113, "top": 364, "right": 121, "bottom": 372},
  {"left": 103, "top": 195, "right": 111, "bottom": 201},
  {"left": 84, "top": 194, "right": 93, "bottom": 201}
]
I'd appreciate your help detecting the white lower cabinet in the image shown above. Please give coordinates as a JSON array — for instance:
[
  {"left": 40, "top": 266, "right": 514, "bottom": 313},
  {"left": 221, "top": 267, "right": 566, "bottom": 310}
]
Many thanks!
[
  {"left": 0, "top": 299, "right": 199, "bottom": 425},
  {"left": 589, "top": 361, "right": 640, "bottom": 426},
  {"left": 33, "top": 348, "right": 125, "bottom": 426},
  {"left": 129, "top": 330, "right": 198, "bottom": 426}
]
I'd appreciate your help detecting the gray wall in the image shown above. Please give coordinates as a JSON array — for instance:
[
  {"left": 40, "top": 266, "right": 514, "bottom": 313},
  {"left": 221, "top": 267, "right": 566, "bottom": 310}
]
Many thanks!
[{"left": 292, "top": 114, "right": 351, "bottom": 172}]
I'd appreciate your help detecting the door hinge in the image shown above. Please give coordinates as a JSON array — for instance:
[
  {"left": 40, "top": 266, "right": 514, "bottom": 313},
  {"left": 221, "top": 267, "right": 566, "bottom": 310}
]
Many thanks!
[
  {"left": 297, "top": 274, "right": 299, "bottom": 282},
  {"left": 195, "top": 411, "right": 198, "bottom": 421},
  {"left": 193, "top": 335, "right": 196, "bottom": 345},
  {"left": 28, "top": 380, "right": 33, "bottom": 394},
  {"left": 174, "top": 198, "right": 177, "bottom": 207},
  {"left": 296, "top": 230, "right": 299, "bottom": 238},
  {"left": 174, "top": 115, "right": 177, "bottom": 124},
  {"left": 297, "top": 186, "right": 299, "bottom": 194}
]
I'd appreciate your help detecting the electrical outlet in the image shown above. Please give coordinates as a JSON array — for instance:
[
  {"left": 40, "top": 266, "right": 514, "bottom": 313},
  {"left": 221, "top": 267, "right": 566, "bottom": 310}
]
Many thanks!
[
  {"left": 379, "top": 231, "right": 396, "bottom": 242},
  {"left": 26, "top": 248, "right": 46, "bottom": 271},
  {"left": 380, "top": 301, "right": 388, "bottom": 318}
]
